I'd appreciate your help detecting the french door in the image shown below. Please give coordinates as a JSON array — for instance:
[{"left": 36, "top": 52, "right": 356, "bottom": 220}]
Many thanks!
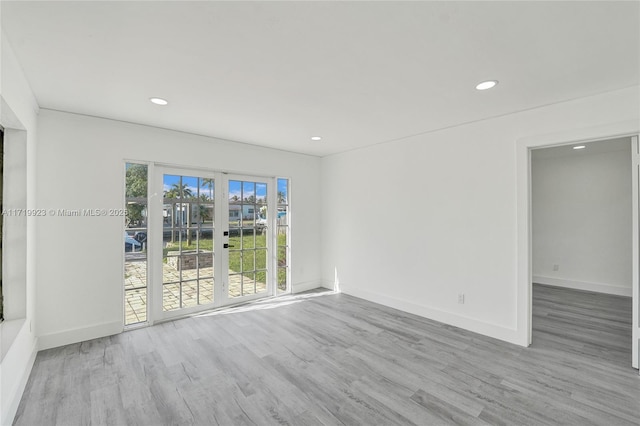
[{"left": 151, "top": 167, "right": 276, "bottom": 321}]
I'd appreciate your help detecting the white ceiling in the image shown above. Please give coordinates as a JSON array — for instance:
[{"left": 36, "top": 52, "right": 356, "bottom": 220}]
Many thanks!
[{"left": 2, "top": 1, "right": 638, "bottom": 157}]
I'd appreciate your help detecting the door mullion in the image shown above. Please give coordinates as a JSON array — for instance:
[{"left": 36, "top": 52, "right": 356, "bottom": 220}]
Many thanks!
[
  {"left": 214, "top": 172, "right": 227, "bottom": 306},
  {"left": 149, "top": 162, "right": 163, "bottom": 324},
  {"left": 267, "top": 177, "right": 277, "bottom": 296}
]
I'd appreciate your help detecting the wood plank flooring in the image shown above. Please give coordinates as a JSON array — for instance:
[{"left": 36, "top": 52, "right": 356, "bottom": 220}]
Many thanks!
[{"left": 14, "top": 285, "right": 640, "bottom": 425}]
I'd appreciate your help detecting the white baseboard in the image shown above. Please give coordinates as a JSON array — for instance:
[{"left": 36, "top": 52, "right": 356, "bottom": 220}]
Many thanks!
[
  {"left": 38, "top": 321, "right": 123, "bottom": 351},
  {"left": 319, "top": 280, "right": 336, "bottom": 291},
  {"left": 340, "top": 285, "right": 523, "bottom": 346},
  {"left": 533, "top": 276, "right": 632, "bottom": 297},
  {"left": 1, "top": 323, "right": 37, "bottom": 426},
  {"left": 291, "top": 280, "right": 323, "bottom": 294}
]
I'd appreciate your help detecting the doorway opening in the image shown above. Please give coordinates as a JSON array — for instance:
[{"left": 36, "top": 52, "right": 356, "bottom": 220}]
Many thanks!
[{"left": 530, "top": 136, "right": 636, "bottom": 368}]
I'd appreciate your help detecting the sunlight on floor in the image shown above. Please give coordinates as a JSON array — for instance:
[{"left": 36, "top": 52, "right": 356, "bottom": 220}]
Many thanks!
[{"left": 194, "top": 289, "right": 336, "bottom": 317}]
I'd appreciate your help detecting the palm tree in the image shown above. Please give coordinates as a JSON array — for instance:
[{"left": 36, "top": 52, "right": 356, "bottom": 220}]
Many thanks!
[
  {"left": 197, "top": 194, "right": 212, "bottom": 222},
  {"left": 164, "top": 183, "right": 193, "bottom": 199},
  {"left": 278, "top": 191, "right": 287, "bottom": 204},
  {"left": 200, "top": 178, "right": 214, "bottom": 200},
  {"left": 164, "top": 182, "right": 194, "bottom": 243},
  {"left": 125, "top": 164, "right": 148, "bottom": 227}
]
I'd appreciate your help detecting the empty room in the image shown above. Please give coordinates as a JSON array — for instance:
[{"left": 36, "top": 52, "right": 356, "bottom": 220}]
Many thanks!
[{"left": 0, "top": 1, "right": 639, "bottom": 425}]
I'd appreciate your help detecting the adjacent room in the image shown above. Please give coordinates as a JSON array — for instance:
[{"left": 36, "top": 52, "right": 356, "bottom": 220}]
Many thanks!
[
  {"left": 531, "top": 138, "right": 634, "bottom": 374},
  {"left": 0, "top": 1, "right": 638, "bottom": 425}
]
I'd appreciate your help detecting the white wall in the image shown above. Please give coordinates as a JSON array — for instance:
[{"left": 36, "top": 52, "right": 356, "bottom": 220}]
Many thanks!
[
  {"left": 35, "top": 109, "right": 321, "bottom": 350},
  {"left": 321, "top": 86, "right": 639, "bottom": 346},
  {"left": 532, "top": 143, "right": 632, "bottom": 296},
  {"left": 0, "top": 33, "right": 39, "bottom": 426}
]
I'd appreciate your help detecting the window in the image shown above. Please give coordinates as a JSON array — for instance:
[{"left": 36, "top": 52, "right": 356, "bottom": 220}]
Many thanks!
[
  {"left": 124, "top": 163, "right": 148, "bottom": 325},
  {"left": 277, "top": 178, "right": 290, "bottom": 294}
]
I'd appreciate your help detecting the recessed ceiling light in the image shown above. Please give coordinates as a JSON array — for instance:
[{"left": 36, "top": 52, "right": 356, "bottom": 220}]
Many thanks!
[
  {"left": 475, "top": 80, "right": 498, "bottom": 91},
  {"left": 150, "top": 97, "right": 168, "bottom": 106},
  {"left": 573, "top": 145, "right": 586, "bottom": 150},
  {"left": 311, "top": 136, "right": 322, "bottom": 141}
]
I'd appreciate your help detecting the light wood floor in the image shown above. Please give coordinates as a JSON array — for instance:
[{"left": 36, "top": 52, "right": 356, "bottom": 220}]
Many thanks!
[{"left": 14, "top": 285, "right": 640, "bottom": 425}]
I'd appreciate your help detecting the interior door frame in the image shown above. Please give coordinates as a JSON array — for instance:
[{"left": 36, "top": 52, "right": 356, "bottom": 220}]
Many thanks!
[
  {"left": 632, "top": 135, "right": 639, "bottom": 370},
  {"left": 148, "top": 166, "right": 278, "bottom": 324},
  {"left": 516, "top": 121, "right": 639, "bottom": 369}
]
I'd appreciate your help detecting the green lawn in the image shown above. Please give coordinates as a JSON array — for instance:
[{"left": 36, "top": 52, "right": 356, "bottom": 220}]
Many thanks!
[{"left": 164, "top": 233, "right": 287, "bottom": 289}]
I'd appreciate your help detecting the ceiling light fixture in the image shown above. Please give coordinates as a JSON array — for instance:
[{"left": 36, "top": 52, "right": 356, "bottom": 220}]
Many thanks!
[
  {"left": 150, "top": 97, "right": 168, "bottom": 106},
  {"left": 311, "top": 136, "right": 322, "bottom": 141},
  {"left": 573, "top": 145, "right": 586, "bottom": 150},
  {"left": 475, "top": 80, "right": 498, "bottom": 91}
]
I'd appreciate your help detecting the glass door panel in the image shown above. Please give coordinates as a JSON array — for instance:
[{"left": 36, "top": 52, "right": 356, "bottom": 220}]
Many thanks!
[
  {"left": 161, "top": 173, "right": 215, "bottom": 314},
  {"left": 152, "top": 168, "right": 278, "bottom": 321},
  {"left": 226, "top": 177, "right": 270, "bottom": 301}
]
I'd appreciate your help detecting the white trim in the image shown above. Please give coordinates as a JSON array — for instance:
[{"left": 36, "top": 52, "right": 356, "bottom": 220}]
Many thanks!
[
  {"left": 632, "top": 135, "right": 639, "bottom": 369},
  {"left": 146, "top": 162, "right": 156, "bottom": 325},
  {"left": 342, "top": 286, "right": 521, "bottom": 344},
  {"left": 0, "top": 319, "right": 25, "bottom": 361},
  {"left": 291, "top": 280, "right": 322, "bottom": 294},
  {"left": 517, "top": 120, "right": 639, "bottom": 360},
  {"left": 533, "top": 276, "right": 632, "bottom": 297},
  {"left": 516, "top": 134, "right": 533, "bottom": 347},
  {"left": 319, "top": 279, "right": 337, "bottom": 291},
  {"left": 0, "top": 321, "right": 36, "bottom": 426},
  {"left": 2, "top": 345, "right": 36, "bottom": 426},
  {"left": 267, "top": 175, "right": 278, "bottom": 297},
  {"left": 37, "top": 321, "right": 123, "bottom": 351}
]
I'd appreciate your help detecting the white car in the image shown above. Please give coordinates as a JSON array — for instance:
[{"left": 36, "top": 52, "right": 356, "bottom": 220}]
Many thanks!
[{"left": 256, "top": 215, "right": 267, "bottom": 229}]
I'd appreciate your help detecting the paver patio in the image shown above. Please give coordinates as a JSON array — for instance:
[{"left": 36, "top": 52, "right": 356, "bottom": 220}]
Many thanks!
[{"left": 124, "top": 259, "right": 266, "bottom": 325}]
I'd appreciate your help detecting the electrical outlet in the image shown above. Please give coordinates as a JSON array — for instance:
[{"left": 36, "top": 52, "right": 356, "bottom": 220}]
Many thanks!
[
  {"left": 553, "top": 264, "right": 559, "bottom": 271},
  {"left": 458, "top": 293, "right": 465, "bottom": 304}
]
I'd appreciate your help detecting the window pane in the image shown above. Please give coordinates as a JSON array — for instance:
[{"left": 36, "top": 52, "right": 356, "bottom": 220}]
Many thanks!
[
  {"left": 277, "top": 225, "right": 288, "bottom": 242},
  {"left": 242, "top": 250, "right": 255, "bottom": 273},
  {"left": 163, "top": 254, "right": 181, "bottom": 284},
  {"left": 125, "top": 288, "right": 146, "bottom": 324},
  {"left": 256, "top": 183, "right": 267, "bottom": 205},
  {"left": 256, "top": 249, "right": 267, "bottom": 271},
  {"left": 229, "top": 274, "right": 242, "bottom": 298},
  {"left": 125, "top": 163, "right": 148, "bottom": 325},
  {"left": 243, "top": 273, "right": 257, "bottom": 296},
  {"left": 256, "top": 231, "right": 267, "bottom": 248},
  {"left": 278, "top": 267, "right": 287, "bottom": 292},
  {"left": 277, "top": 178, "right": 288, "bottom": 205},
  {"left": 243, "top": 181, "right": 255, "bottom": 202},
  {"left": 277, "top": 246, "right": 287, "bottom": 267},
  {"left": 163, "top": 175, "right": 181, "bottom": 200},
  {"left": 163, "top": 284, "right": 180, "bottom": 311},
  {"left": 199, "top": 178, "right": 215, "bottom": 201},
  {"left": 199, "top": 278, "right": 214, "bottom": 305},
  {"left": 181, "top": 280, "right": 198, "bottom": 309}
]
